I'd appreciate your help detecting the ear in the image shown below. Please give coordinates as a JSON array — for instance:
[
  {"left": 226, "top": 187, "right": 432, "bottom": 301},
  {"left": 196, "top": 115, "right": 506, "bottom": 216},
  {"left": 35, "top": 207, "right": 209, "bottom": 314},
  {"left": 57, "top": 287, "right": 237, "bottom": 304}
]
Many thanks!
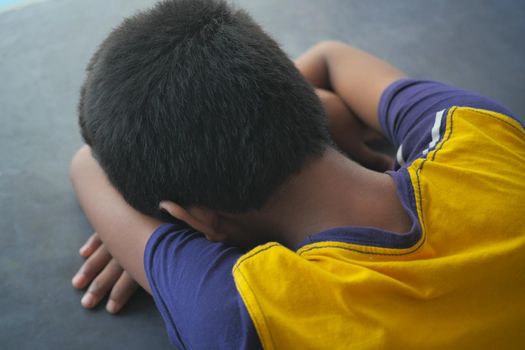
[{"left": 159, "top": 201, "right": 227, "bottom": 242}]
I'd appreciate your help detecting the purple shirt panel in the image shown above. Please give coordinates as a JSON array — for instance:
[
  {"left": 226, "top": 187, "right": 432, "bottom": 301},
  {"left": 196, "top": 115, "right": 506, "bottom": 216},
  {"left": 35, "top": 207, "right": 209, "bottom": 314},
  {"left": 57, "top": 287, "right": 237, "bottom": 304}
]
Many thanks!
[{"left": 144, "top": 223, "right": 262, "bottom": 350}]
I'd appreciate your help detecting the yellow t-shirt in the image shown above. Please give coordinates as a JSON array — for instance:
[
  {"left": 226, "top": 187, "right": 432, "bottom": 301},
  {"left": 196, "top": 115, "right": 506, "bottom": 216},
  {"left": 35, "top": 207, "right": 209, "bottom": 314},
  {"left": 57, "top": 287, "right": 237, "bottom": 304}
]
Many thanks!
[{"left": 233, "top": 81, "right": 525, "bottom": 349}]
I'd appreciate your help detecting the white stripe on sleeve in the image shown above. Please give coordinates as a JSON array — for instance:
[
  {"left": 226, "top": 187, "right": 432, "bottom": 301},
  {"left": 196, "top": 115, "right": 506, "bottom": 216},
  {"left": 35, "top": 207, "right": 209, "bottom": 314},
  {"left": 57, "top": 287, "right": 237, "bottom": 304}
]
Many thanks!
[
  {"left": 422, "top": 109, "right": 446, "bottom": 156},
  {"left": 396, "top": 144, "right": 406, "bottom": 167}
]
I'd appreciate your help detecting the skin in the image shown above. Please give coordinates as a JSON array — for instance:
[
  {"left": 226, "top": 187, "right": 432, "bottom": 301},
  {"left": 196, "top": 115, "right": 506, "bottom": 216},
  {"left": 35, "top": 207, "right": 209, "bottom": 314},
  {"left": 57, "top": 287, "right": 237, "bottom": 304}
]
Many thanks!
[
  {"left": 71, "top": 41, "right": 409, "bottom": 314},
  {"left": 73, "top": 232, "right": 138, "bottom": 312}
]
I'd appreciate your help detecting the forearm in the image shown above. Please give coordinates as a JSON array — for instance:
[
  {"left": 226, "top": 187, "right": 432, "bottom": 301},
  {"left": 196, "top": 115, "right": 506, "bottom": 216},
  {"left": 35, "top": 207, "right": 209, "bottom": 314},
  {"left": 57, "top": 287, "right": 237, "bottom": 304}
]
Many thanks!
[
  {"left": 296, "top": 41, "right": 406, "bottom": 134},
  {"left": 70, "top": 145, "right": 162, "bottom": 292},
  {"left": 316, "top": 88, "right": 358, "bottom": 138}
]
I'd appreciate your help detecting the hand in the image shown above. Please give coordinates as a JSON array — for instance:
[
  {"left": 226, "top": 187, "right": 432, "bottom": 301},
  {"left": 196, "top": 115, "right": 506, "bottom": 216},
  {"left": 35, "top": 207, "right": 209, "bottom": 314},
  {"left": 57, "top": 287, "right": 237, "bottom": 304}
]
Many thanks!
[
  {"left": 72, "top": 232, "right": 139, "bottom": 314},
  {"left": 316, "top": 88, "right": 393, "bottom": 172}
]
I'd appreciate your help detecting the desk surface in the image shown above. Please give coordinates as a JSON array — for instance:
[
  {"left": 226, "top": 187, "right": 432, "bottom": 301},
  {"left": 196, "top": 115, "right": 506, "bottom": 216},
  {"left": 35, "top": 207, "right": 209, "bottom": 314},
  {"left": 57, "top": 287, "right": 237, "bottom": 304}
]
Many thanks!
[{"left": 1, "top": 0, "right": 524, "bottom": 349}]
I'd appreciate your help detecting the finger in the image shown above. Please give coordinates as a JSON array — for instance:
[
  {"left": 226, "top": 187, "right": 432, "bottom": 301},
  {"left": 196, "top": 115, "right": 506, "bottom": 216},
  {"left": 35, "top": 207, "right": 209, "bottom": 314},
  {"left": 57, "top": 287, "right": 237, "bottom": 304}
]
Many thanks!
[
  {"left": 79, "top": 232, "right": 102, "bottom": 257},
  {"left": 106, "top": 272, "right": 139, "bottom": 314},
  {"left": 72, "top": 244, "right": 111, "bottom": 289},
  {"left": 81, "top": 259, "right": 123, "bottom": 309}
]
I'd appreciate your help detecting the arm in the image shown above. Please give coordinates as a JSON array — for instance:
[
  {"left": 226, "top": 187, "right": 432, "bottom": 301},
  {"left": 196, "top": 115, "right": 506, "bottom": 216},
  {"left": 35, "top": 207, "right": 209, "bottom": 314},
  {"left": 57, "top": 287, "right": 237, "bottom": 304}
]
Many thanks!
[
  {"left": 295, "top": 40, "right": 406, "bottom": 134},
  {"left": 72, "top": 232, "right": 139, "bottom": 313},
  {"left": 316, "top": 88, "right": 393, "bottom": 171},
  {"left": 70, "top": 146, "right": 261, "bottom": 348},
  {"left": 70, "top": 145, "right": 162, "bottom": 293}
]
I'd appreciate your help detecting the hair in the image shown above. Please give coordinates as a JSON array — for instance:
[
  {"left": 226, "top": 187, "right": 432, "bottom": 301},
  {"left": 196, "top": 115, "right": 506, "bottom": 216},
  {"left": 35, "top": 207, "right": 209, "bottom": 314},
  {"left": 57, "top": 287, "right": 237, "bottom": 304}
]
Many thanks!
[{"left": 78, "top": 0, "right": 330, "bottom": 219}]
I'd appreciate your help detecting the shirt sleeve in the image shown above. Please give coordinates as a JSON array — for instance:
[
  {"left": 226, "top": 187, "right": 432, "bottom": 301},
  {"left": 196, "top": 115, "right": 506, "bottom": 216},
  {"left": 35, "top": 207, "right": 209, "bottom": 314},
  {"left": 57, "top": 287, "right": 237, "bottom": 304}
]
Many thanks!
[
  {"left": 378, "top": 79, "right": 518, "bottom": 168},
  {"left": 144, "top": 222, "right": 262, "bottom": 350}
]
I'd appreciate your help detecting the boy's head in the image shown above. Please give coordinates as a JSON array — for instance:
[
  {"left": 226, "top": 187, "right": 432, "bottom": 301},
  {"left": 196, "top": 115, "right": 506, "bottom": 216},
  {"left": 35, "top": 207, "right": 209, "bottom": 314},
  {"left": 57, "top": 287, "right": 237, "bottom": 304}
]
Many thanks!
[{"left": 79, "top": 0, "right": 330, "bottom": 222}]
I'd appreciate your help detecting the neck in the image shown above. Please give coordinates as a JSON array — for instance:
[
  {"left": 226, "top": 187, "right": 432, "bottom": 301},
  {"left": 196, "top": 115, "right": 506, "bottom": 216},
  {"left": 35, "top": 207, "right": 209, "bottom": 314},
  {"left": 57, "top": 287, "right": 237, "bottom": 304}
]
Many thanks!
[{"left": 258, "top": 148, "right": 411, "bottom": 248}]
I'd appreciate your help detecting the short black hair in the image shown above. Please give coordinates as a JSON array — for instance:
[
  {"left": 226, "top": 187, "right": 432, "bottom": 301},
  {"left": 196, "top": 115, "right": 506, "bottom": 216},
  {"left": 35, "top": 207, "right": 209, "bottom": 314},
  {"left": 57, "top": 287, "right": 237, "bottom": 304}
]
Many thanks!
[{"left": 79, "top": 0, "right": 330, "bottom": 219}]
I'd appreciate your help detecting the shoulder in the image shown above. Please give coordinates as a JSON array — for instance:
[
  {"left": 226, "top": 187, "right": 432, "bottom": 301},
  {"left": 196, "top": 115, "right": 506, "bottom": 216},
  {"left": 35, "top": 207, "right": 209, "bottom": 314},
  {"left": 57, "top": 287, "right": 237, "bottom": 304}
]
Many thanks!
[{"left": 379, "top": 79, "right": 523, "bottom": 168}]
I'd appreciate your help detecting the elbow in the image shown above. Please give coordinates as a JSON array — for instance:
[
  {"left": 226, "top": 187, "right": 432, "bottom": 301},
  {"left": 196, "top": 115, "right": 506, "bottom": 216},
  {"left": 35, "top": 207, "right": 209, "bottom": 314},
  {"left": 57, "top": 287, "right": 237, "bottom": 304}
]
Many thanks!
[
  {"left": 69, "top": 145, "right": 91, "bottom": 186},
  {"left": 315, "top": 40, "right": 349, "bottom": 51}
]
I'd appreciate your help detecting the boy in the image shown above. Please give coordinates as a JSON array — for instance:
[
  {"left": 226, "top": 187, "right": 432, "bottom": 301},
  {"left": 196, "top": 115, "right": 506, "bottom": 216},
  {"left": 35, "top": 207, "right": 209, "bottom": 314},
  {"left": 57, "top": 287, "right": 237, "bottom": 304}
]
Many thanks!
[{"left": 70, "top": 0, "right": 525, "bottom": 348}]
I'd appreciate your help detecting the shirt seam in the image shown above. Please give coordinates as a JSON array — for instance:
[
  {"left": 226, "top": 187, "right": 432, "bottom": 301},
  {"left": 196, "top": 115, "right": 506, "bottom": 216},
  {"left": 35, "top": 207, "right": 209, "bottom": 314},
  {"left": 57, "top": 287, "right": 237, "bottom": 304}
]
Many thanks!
[
  {"left": 299, "top": 107, "right": 457, "bottom": 257},
  {"left": 459, "top": 107, "right": 525, "bottom": 134},
  {"left": 234, "top": 268, "right": 276, "bottom": 350},
  {"left": 234, "top": 243, "right": 280, "bottom": 269}
]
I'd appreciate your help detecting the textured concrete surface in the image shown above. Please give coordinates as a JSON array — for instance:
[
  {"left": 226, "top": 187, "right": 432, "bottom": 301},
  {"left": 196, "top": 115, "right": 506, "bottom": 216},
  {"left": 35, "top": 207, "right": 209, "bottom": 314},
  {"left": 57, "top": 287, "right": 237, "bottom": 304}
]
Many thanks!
[{"left": 0, "top": 0, "right": 524, "bottom": 349}]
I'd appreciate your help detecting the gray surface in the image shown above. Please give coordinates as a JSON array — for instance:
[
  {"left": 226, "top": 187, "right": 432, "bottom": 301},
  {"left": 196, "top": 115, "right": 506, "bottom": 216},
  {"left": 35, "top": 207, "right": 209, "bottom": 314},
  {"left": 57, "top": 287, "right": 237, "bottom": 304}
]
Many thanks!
[{"left": 1, "top": 0, "right": 524, "bottom": 349}]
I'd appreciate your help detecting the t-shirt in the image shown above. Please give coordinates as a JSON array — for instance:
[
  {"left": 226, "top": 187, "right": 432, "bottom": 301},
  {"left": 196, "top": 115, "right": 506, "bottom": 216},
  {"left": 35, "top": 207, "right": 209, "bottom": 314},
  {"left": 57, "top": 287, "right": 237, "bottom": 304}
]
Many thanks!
[{"left": 144, "top": 79, "right": 525, "bottom": 350}]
